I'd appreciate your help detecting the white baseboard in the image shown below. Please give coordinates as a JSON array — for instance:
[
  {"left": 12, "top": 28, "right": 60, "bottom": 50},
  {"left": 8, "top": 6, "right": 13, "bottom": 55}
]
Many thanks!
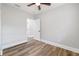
[
  {"left": 40, "top": 39, "right": 79, "bottom": 54},
  {"left": 3, "top": 39, "right": 27, "bottom": 49},
  {"left": 0, "top": 50, "right": 3, "bottom": 56}
]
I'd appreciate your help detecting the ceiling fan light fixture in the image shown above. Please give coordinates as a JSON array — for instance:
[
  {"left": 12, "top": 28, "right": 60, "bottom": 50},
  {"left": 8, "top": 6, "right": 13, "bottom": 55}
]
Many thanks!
[
  {"left": 27, "top": 3, "right": 51, "bottom": 10},
  {"left": 36, "top": 3, "right": 40, "bottom": 6}
]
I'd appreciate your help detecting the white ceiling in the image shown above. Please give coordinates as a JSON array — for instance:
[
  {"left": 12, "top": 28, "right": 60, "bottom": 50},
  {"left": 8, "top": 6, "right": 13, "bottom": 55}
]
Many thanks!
[{"left": 7, "top": 3, "right": 65, "bottom": 15}]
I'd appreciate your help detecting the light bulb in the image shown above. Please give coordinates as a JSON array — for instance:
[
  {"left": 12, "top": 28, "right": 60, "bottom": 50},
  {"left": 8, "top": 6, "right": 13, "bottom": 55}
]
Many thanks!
[{"left": 36, "top": 3, "right": 40, "bottom": 6}]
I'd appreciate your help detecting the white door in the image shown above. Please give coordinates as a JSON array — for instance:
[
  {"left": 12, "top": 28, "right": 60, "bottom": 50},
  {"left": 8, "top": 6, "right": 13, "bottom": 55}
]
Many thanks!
[
  {"left": 33, "top": 19, "right": 40, "bottom": 40},
  {"left": 26, "top": 18, "right": 40, "bottom": 41}
]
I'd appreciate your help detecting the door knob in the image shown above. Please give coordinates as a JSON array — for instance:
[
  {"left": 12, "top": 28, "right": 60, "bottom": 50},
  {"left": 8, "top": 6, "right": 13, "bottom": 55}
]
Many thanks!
[{"left": 39, "top": 30, "right": 40, "bottom": 32}]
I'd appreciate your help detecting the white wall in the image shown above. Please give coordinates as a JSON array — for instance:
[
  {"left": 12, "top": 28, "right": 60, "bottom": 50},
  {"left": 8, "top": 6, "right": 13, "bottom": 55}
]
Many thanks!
[
  {"left": 1, "top": 4, "right": 33, "bottom": 49},
  {"left": 38, "top": 4, "right": 79, "bottom": 49},
  {"left": 0, "top": 4, "right": 2, "bottom": 54}
]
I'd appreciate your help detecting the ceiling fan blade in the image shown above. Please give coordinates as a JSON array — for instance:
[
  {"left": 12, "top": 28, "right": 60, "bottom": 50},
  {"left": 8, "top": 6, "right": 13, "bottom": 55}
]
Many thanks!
[
  {"left": 41, "top": 3, "right": 51, "bottom": 6},
  {"left": 38, "top": 5, "right": 41, "bottom": 10},
  {"left": 27, "top": 3, "right": 35, "bottom": 6}
]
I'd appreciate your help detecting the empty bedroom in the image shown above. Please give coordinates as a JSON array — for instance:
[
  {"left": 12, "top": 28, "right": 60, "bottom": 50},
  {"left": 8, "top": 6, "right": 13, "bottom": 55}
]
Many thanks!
[{"left": 0, "top": 3, "right": 79, "bottom": 56}]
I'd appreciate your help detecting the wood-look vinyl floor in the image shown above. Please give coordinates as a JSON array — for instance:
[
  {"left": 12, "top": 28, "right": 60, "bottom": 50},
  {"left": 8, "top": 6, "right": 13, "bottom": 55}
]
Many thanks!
[{"left": 3, "top": 39, "right": 79, "bottom": 56}]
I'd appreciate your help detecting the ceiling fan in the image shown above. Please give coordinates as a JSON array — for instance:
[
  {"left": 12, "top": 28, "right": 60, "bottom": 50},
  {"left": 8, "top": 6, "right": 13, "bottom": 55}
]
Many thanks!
[{"left": 27, "top": 3, "right": 51, "bottom": 10}]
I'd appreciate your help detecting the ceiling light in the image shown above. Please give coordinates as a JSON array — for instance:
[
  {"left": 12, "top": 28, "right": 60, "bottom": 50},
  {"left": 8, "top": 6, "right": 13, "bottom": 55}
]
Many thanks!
[{"left": 36, "top": 3, "right": 40, "bottom": 6}]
